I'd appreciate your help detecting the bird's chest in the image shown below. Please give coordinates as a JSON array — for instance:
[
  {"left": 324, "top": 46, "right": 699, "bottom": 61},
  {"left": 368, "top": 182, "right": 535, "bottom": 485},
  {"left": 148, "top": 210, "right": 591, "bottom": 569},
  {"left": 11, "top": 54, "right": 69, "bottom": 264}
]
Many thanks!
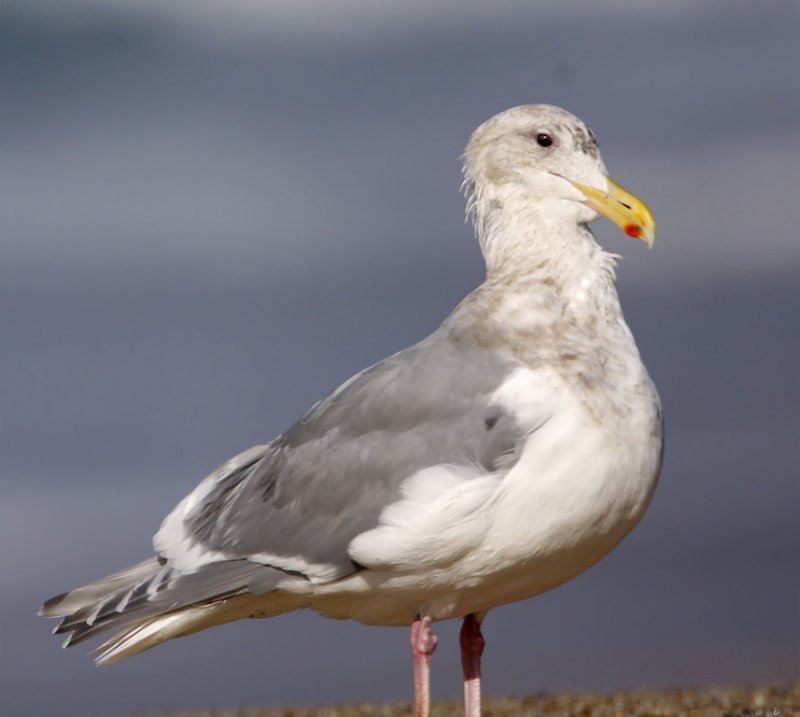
[{"left": 455, "top": 362, "right": 662, "bottom": 605}]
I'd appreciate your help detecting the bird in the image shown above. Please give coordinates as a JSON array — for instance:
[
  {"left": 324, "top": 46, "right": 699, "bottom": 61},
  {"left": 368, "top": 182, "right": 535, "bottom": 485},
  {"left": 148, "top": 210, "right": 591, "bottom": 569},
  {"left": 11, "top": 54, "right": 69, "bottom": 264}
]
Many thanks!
[{"left": 39, "top": 104, "right": 662, "bottom": 717}]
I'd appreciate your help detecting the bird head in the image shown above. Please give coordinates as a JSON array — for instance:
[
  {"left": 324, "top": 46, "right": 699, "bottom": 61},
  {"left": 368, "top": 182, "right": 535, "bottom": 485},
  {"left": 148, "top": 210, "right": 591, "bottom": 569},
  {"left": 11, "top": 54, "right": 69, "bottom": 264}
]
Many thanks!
[{"left": 463, "top": 104, "right": 655, "bottom": 248}]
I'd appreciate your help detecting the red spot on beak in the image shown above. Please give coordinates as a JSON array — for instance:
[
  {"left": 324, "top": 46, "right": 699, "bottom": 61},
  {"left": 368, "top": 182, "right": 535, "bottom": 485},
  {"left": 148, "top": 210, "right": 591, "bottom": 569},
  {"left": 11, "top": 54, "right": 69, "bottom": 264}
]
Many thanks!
[{"left": 624, "top": 224, "right": 643, "bottom": 239}]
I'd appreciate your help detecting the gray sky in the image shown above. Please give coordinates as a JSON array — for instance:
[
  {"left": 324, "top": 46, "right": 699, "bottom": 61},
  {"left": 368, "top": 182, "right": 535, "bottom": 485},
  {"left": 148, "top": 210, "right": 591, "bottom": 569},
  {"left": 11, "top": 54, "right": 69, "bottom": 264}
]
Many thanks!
[{"left": 1, "top": 2, "right": 798, "bottom": 716}]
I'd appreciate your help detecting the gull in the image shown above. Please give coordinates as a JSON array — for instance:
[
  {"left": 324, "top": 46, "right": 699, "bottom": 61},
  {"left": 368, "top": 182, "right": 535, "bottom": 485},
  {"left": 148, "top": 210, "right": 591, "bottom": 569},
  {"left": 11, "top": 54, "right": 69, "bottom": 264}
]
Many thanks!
[{"left": 39, "top": 104, "right": 662, "bottom": 717}]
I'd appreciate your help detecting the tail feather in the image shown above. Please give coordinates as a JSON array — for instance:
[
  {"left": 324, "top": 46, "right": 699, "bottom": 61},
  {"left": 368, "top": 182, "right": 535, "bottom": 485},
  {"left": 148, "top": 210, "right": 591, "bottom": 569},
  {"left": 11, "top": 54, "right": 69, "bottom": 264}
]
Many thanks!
[
  {"left": 52, "top": 570, "right": 170, "bottom": 643},
  {"left": 40, "top": 558, "right": 295, "bottom": 658},
  {"left": 39, "top": 558, "right": 161, "bottom": 619},
  {"left": 93, "top": 591, "right": 301, "bottom": 664},
  {"left": 94, "top": 608, "right": 213, "bottom": 664}
]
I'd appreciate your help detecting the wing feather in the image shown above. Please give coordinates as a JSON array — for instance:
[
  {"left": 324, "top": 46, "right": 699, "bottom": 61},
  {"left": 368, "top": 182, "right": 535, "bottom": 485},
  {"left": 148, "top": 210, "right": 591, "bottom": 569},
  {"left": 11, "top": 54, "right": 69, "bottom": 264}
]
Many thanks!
[{"left": 163, "top": 334, "right": 526, "bottom": 582}]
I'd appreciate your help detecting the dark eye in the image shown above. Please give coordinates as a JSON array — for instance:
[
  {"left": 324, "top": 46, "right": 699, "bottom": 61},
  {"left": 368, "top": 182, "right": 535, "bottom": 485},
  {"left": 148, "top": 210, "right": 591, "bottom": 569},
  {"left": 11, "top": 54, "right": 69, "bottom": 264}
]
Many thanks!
[{"left": 536, "top": 133, "right": 553, "bottom": 147}]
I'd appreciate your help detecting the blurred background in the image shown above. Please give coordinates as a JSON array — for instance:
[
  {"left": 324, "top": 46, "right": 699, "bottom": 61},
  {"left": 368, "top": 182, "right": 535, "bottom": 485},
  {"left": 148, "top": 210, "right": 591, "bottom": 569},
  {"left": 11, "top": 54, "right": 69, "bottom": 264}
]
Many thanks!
[{"left": 1, "top": 1, "right": 798, "bottom": 715}]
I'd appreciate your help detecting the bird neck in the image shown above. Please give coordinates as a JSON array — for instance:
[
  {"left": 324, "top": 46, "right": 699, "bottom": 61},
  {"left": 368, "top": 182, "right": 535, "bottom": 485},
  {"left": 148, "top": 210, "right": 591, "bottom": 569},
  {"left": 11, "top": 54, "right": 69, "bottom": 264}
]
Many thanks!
[{"left": 470, "top": 183, "right": 620, "bottom": 317}]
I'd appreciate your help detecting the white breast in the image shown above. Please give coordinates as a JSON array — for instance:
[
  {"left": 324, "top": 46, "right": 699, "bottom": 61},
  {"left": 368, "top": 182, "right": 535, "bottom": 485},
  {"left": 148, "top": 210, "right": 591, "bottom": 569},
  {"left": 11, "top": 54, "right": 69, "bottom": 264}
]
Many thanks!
[{"left": 456, "top": 364, "right": 660, "bottom": 612}]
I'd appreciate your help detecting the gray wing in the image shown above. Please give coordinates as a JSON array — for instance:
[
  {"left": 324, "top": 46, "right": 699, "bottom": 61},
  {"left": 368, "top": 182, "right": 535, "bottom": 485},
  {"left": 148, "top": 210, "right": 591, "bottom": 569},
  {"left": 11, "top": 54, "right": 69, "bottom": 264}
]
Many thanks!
[
  {"left": 41, "top": 332, "right": 530, "bottom": 651},
  {"left": 168, "top": 332, "right": 527, "bottom": 584}
]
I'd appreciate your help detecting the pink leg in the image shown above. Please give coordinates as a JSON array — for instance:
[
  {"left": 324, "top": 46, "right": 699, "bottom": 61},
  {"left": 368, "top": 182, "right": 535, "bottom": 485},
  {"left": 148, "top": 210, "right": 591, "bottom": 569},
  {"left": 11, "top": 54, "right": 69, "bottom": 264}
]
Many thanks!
[
  {"left": 459, "top": 613, "right": 485, "bottom": 717},
  {"left": 409, "top": 614, "right": 438, "bottom": 717}
]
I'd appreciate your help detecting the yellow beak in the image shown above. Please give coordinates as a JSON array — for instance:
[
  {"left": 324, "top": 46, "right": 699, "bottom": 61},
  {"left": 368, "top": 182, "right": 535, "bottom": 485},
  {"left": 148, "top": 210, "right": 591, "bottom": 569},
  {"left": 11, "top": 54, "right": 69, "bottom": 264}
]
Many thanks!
[{"left": 571, "top": 177, "right": 656, "bottom": 248}]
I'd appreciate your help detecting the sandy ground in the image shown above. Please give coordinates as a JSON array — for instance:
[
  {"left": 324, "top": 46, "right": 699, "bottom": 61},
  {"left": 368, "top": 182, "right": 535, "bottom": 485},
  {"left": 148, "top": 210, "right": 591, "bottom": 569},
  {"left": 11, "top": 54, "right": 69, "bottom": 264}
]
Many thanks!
[{"left": 140, "top": 684, "right": 798, "bottom": 716}]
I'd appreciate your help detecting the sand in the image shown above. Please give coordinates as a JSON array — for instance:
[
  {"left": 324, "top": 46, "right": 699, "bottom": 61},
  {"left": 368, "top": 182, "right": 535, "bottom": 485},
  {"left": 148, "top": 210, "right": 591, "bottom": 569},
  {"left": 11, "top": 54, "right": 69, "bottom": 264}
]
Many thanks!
[{"left": 144, "top": 684, "right": 798, "bottom": 717}]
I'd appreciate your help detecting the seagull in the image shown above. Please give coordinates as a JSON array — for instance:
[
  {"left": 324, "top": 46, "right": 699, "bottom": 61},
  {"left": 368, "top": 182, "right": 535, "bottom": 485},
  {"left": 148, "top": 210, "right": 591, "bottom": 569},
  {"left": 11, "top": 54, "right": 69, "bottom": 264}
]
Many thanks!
[{"left": 40, "top": 104, "right": 662, "bottom": 717}]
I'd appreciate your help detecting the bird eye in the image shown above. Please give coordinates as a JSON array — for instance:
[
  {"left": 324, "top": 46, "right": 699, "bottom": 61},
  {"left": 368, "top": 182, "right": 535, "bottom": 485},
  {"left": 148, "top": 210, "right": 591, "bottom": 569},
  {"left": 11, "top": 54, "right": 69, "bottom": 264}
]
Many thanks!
[{"left": 535, "top": 133, "right": 553, "bottom": 148}]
